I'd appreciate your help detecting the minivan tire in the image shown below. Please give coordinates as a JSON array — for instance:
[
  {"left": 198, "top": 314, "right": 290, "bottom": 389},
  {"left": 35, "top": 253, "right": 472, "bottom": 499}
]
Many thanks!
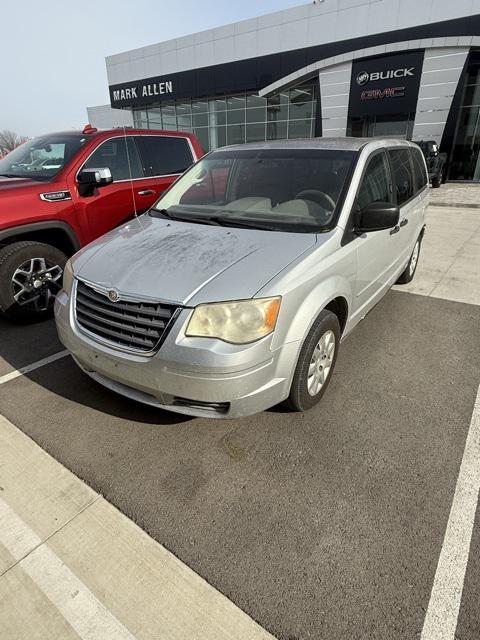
[
  {"left": 285, "top": 309, "right": 340, "bottom": 412},
  {"left": 396, "top": 236, "right": 422, "bottom": 285},
  {"left": 0, "top": 241, "right": 67, "bottom": 322}
]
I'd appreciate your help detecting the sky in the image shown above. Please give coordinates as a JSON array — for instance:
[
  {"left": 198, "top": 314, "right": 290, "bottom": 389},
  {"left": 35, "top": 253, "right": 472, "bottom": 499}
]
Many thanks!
[{"left": 2, "top": 0, "right": 304, "bottom": 137}]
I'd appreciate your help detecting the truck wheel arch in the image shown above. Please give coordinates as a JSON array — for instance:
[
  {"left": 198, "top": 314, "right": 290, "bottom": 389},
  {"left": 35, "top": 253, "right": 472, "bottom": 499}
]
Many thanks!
[{"left": 0, "top": 221, "right": 80, "bottom": 256}]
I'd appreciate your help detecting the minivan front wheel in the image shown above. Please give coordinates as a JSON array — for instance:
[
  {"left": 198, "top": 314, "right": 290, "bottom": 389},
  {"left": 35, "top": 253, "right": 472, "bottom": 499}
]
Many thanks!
[
  {"left": 0, "top": 241, "right": 66, "bottom": 321},
  {"left": 285, "top": 309, "right": 340, "bottom": 412}
]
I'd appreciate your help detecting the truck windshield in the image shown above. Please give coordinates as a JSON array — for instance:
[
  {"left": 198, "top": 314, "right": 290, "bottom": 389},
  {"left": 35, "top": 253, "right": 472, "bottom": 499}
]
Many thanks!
[
  {"left": 0, "top": 134, "right": 88, "bottom": 181},
  {"left": 151, "top": 148, "right": 357, "bottom": 233}
]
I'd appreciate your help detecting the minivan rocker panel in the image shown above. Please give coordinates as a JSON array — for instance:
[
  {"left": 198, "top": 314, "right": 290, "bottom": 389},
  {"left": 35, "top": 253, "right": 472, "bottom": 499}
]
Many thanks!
[{"left": 55, "top": 137, "right": 428, "bottom": 418}]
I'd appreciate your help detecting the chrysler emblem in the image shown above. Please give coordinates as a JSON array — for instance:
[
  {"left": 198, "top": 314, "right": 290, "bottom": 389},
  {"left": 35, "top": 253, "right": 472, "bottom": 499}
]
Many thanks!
[{"left": 108, "top": 289, "right": 119, "bottom": 302}]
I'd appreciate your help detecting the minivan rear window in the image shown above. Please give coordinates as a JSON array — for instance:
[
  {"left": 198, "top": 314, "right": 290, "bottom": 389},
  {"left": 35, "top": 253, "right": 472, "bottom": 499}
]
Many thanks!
[
  {"left": 411, "top": 147, "right": 428, "bottom": 193},
  {"left": 136, "top": 136, "right": 193, "bottom": 177},
  {"left": 151, "top": 148, "right": 357, "bottom": 233}
]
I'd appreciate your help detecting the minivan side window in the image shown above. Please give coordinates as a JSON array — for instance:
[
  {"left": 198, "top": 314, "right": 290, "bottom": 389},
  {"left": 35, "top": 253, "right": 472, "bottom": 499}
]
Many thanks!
[
  {"left": 411, "top": 148, "right": 428, "bottom": 193},
  {"left": 356, "top": 152, "right": 391, "bottom": 211},
  {"left": 83, "top": 137, "right": 144, "bottom": 181},
  {"left": 388, "top": 149, "right": 414, "bottom": 205},
  {"left": 136, "top": 136, "right": 193, "bottom": 177}
]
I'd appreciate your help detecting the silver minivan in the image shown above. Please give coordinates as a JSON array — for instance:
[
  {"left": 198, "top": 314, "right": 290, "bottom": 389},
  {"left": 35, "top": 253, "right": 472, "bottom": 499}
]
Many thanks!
[{"left": 55, "top": 138, "right": 428, "bottom": 418}]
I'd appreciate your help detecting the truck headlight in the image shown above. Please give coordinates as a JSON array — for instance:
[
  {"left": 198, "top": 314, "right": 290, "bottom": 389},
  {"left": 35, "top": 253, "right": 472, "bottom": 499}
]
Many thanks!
[
  {"left": 62, "top": 259, "right": 74, "bottom": 293},
  {"left": 186, "top": 297, "right": 281, "bottom": 344}
]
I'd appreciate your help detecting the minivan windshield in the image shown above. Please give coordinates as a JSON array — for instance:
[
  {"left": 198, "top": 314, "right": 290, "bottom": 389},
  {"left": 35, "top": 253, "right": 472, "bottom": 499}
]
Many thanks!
[
  {"left": 0, "top": 134, "right": 88, "bottom": 181},
  {"left": 151, "top": 148, "right": 356, "bottom": 233}
]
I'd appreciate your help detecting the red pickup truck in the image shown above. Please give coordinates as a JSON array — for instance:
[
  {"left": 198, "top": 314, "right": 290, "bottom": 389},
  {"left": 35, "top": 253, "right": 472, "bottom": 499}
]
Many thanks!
[{"left": 0, "top": 125, "right": 203, "bottom": 321}]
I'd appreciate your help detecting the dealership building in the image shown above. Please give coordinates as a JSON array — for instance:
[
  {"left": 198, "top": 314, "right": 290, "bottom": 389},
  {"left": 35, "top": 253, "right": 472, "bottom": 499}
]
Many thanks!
[{"left": 88, "top": 0, "right": 480, "bottom": 181}]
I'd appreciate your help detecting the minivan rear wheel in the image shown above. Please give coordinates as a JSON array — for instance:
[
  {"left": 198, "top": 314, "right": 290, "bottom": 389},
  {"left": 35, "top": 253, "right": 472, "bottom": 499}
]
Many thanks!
[
  {"left": 285, "top": 309, "right": 340, "bottom": 412},
  {"left": 0, "top": 241, "right": 66, "bottom": 322}
]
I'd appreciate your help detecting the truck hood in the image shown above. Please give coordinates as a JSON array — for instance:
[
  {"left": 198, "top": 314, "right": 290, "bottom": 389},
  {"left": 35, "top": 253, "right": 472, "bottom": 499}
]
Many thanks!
[{"left": 72, "top": 214, "right": 318, "bottom": 305}]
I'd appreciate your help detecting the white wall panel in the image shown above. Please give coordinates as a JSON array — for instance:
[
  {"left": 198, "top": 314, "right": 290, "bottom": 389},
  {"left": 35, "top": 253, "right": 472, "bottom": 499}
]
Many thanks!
[
  {"left": 106, "top": 0, "right": 478, "bottom": 85},
  {"left": 412, "top": 47, "right": 469, "bottom": 143},
  {"left": 319, "top": 61, "right": 352, "bottom": 137}
]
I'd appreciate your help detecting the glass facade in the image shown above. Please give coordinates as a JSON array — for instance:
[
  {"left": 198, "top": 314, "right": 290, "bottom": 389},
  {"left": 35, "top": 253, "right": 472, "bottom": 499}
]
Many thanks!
[
  {"left": 132, "top": 83, "right": 317, "bottom": 151},
  {"left": 347, "top": 112, "right": 415, "bottom": 139},
  {"left": 449, "top": 51, "right": 480, "bottom": 181}
]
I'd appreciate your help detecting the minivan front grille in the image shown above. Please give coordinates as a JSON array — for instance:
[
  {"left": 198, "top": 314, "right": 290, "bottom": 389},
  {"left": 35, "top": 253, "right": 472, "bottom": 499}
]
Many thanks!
[{"left": 75, "top": 280, "right": 179, "bottom": 353}]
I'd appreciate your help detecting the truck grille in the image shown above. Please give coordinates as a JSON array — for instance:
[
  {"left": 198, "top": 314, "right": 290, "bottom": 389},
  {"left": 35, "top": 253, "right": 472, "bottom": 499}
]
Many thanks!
[{"left": 75, "top": 280, "right": 179, "bottom": 353}]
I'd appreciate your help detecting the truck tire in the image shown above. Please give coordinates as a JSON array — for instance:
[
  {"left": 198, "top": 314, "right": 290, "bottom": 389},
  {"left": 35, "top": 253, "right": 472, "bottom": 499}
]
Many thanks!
[
  {"left": 0, "top": 241, "right": 66, "bottom": 322},
  {"left": 285, "top": 309, "right": 340, "bottom": 412}
]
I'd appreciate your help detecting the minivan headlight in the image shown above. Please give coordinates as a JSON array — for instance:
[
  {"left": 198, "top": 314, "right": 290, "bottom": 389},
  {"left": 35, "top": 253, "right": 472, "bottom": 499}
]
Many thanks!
[
  {"left": 62, "top": 259, "right": 74, "bottom": 293},
  {"left": 186, "top": 297, "right": 281, "bottom": 344}
]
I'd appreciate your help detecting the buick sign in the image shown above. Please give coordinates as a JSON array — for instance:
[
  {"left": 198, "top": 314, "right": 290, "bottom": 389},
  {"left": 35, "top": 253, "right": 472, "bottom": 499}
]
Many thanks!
[{"left": 356, "top": 67, "right": 415, "bottom": 86}]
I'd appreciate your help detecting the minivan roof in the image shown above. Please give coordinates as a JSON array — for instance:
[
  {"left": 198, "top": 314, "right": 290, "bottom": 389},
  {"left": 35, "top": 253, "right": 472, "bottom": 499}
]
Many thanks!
[{"left": 219, "top": 137, "right": 417, "bottom": 153}]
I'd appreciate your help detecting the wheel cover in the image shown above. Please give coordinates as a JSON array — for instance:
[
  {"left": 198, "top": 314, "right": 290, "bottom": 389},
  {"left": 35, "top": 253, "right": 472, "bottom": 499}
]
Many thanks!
[
  {"left": 307, "top": 329, "right": 336, "bottom": 396},
  {"left": 11, "top": 257, "right": 63, "bottom": 312},
  {"left": 409, "top": 241, "right": 420, "bottom": 276}
]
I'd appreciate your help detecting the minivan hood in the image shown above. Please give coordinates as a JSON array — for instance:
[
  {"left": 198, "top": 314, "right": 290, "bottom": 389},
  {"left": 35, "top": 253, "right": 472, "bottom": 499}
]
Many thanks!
[{"left": 72, "top": 215, "right": 318, "bottom": 305}]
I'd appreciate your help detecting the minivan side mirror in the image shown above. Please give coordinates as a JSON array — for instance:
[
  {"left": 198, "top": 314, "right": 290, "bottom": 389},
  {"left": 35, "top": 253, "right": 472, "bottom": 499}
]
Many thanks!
[
  {"left": 356, "top": 201, "right": 400, "bottom": 233},
  {"left": 77, "top": 167, "right": 113, "bottom": 196}
]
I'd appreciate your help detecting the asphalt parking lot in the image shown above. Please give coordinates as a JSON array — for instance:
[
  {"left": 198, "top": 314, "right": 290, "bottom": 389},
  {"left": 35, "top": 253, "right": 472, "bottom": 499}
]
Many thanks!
[{"left": 1, "top": 205, "right": 479, "bottom": 640}]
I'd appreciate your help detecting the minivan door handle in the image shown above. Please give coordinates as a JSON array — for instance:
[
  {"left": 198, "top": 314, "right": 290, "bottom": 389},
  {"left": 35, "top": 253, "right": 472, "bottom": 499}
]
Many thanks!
[
  {"left": 390, "top": 225, "right": 400, "bottom": 235},
  {"left": 400, "top": 218, "right": 409, "bottom": 227},
  {"left": 137, "top": 189, "right": 156, "bottom": 196}
]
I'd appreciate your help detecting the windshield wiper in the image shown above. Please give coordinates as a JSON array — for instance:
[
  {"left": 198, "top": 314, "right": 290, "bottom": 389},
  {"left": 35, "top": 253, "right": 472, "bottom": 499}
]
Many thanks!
[
  {"left": 151, "top": 208, "right": 222, "bottom": 226},
  {"left": 0, "top": 173, "right": 18, "bottom": 178}
]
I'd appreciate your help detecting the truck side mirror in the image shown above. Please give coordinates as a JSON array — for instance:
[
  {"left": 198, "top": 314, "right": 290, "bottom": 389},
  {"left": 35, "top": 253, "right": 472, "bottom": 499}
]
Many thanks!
[{"left": 77, "top": 167, "right": 113, "bottom": 196}]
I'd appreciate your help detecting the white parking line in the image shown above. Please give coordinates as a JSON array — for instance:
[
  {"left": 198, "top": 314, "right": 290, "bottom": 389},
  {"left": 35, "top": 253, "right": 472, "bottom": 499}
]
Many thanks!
[
  {"left": 0, "top": 350, "right": 69, "bottom": 386},
  {"left": 421, "top": 383, "right": 480, "bottom": 640},
  {"left": 0, "top": 497, "right": 136, "bottom": 640}
]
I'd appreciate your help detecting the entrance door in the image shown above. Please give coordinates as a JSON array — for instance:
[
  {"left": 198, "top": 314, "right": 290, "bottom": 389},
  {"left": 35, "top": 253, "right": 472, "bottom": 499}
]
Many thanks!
[{"left": 348, "top": 112, "right": 415, "bottom": 139}]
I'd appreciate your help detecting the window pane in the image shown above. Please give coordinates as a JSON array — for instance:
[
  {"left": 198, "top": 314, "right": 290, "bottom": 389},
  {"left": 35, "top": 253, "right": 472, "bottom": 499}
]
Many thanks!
[
  {"left": 246, "top": 107, "right": 266, "bottom": 123},
  {"left": 267, "top": 120, "right": 287, "bottom": 140},
  {"left": 193, "top": 127, "right": 209, "bottom": 152},
  {"left": 227, "top": 109, "right": 245, "bottom": 125},
  {"left": 176, "top": 103, "right": 191, "bottom": 116},
  {"left": 192, "top": 101, "right": 208, "bottom": 113},
  {"left": 210, "top": 126, "right": 226, "bottom": 150},
  {"left": 289, "top": 101, "right": 313, "bottom": 120},
  {"left": 210, "top": 98, "right": 226, "bottom": 112},
  {"left": 246, "top": 122, "right": 265, "bottom": 143},
  {"left": 357, "top": 153, "right": 390, "bottom": 210},
  {"left": 148, "top": 108, "right": 162, "bottom": 125},
  {"left": 209, "top": 110, "right": 226, "bottom": 126},
  {"left": 161, "top": 105, "right": 176, "bottom": 128},
  {"left": 388, "top": 149, "right": 414, "bottom": 205},
  {"left": 84, "top": 137, "right": 144, "bottom": 180},
  {"left": 267, "top": 92, "right": 288, "bottom": 121},
  {"left": 226, "top": 125, "right": 245, "bottom": 145},
  {"left": 227, "top": 95, "right": 246, "bottom": 110},
  {"left": 288, "top": 119, "right": 312, "bottom": 139},
  {"left": 176, "top": 114, "right": 192, "bottom": 129},
  {"left": 193, "top": 113, "right": 208, "bottom": 127},
  {"left": 246, "top": 94, "right": 266, "bottom": 108},
  {"left": 290, "top": 86, "right": 314, "bottom": 103},
  {"left": 136, "top": 136, "right": 193, "bottom": 176}
]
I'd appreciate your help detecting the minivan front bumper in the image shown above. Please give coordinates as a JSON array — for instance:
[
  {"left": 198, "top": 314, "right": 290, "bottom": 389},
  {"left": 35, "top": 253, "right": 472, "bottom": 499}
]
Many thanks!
[{"left": 54, "top": 288, "right": 299, "bottom": 418}]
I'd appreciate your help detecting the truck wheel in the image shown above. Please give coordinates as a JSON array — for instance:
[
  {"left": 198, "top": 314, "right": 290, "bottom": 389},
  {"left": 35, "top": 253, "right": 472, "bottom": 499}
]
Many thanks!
[
  {"left": 432, "top": 175, "right": 441, "bottom": 188},
  {"left": 0, "top": 241, "right": 66, "bottom": 321},
  {"left": 285, "top": 309, "right": 340, "bottom": 412},
  {"left": 396, "top": 236, "right": 421, "bottom": 284}
]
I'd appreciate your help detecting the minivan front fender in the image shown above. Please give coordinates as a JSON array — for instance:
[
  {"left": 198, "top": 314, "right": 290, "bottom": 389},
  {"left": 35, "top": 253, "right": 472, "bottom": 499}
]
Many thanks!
[{"left": 270, "top": 274, "right": 354, "bottom": 352}]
